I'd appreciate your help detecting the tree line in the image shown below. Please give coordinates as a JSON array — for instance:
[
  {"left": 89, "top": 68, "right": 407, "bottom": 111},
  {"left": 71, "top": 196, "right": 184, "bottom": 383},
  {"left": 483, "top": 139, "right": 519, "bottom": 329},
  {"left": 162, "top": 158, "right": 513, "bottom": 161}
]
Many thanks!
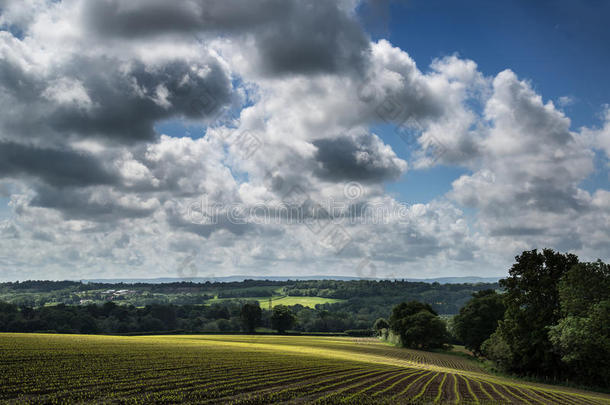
[{"left": 0, "top": 299, "right": 370, "bottom": 335}]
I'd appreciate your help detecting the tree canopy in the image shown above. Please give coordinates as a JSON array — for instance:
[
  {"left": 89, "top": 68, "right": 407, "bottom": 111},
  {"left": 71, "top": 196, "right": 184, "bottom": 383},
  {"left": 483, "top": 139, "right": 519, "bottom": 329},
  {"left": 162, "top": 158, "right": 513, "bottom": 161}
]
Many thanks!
[
  {"left": 389, "top": 301, "right": 449, "bottom": 350},
  {"left": 548, "top": 261, "right": 610, "bottom": 387},
  {"left": 240, "top": 302, "right": 262, "bottom": 333},
  {"left": 373, "top": 318, "right": 389, "bottom": 333},
  {"left": 270, "top": 305, "right": 296, "bottom": 334},
  {"left": 452, "top": 289, "right": 505, "bottom": 356},
  {"left": 482, "top": 250, "right": 609, "bottom": 387}
]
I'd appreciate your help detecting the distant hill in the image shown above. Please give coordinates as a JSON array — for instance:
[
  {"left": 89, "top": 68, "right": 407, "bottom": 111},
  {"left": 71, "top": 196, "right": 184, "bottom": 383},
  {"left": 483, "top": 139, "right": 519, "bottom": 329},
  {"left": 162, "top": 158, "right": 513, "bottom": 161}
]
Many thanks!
[
  {"left": 82, "top": 275, "right": 501, "bottom": 284},
  {"left": 407, "top": 276, "right": 502, "bottom": 284}
]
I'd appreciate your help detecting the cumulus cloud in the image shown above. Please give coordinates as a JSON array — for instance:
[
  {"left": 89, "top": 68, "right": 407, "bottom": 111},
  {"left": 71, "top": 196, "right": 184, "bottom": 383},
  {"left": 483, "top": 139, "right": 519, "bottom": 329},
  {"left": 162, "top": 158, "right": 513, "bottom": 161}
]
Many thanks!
[
  {"left": 0, "top": 141, "right": 117, "bottom": 187},
  {"left": 582, "top": 105, "right": 610, "bottom": 159},
  {"left": 449, "top": 70, "right": 604, "bottom": 253}
]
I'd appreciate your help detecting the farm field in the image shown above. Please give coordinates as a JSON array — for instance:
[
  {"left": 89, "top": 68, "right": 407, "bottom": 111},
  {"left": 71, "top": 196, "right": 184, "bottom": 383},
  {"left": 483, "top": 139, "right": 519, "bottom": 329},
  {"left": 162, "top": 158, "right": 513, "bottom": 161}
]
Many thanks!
[
  {"left": 1, "top": 333, "right": 608, "bottom": 404},
  {"left": 205, "top": 295, "right": 345, "bottom": 308},
  {"left": 259, "top": 295, "right": 345, "bottom": 308}
]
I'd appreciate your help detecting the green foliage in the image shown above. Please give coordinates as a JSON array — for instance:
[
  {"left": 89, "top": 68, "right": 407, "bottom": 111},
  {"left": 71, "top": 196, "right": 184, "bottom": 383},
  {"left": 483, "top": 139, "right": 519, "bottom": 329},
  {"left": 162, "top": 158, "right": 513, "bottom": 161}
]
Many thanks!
[
  {"left": 557, "top": 260, "right": 610, "bottom": 317},
  {"left": 452, "top": 289, "right": 505, "bottom": 356},
  {"left": 482, "top": 250, "right": 609, "bottom": 388},
  {"left": 240, "top": 302, "right": 262, "bottom": 333},
  {"left": 373, "top": 317, "right": 389, "bottom": 337},
  {"left": 270, "top": 305, "right": 296, "bottom": 333},
  {"left": 284, "top": 279, "right": 500, "bottom": 314},
  {"left": 0, "top": 279, "right": 499, "bottom": 335},
  {"left": 547, "top": 260, "right": 610, "bottom": 387},
  {"left": 389, "top": 301, "right": 450, "bottom": 350},
  {"left": 344, "top": 329, "right": 375, "bottom": 337},
  {"left": 480, "top": 330, "right": 512, "bottom": 370},
  {"left": 489, "top": 249, "right": 578, "bottom": 377},
  {"left": 218, "top": 287, "right": 274, "bottom": 298}
]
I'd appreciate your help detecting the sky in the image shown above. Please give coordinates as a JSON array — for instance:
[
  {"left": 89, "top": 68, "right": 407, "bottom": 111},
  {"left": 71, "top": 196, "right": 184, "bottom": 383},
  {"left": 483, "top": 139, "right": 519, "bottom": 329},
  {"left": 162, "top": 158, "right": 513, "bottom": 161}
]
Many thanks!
[{"left": 0, "top": 0, "right": 608, "bottom": 281}]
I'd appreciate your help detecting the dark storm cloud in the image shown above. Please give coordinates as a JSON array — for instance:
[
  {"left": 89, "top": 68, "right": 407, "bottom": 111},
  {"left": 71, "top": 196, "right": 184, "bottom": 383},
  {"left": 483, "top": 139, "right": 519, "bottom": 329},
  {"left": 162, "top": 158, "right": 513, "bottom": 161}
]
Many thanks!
[
  {"left": 512, "top": 177, "right": 588, "bottom": 213},
  {"left": 83, "top": 0, "right": 370, "bottom": 75},
  {"left": 0, "top": 56, "right": 233, "bottom": 143},
  {"left": 254, "top": 1, "right": 369, "bottom": 75},
  {"left": 476, "top": 176, "right": 589, "bottom": 227},
  {"left": 165, "top": 205, "right": 254, "bottom": 238},
  {"left": 313, "top": 134, "right": 404, "bottom": 182},
  {"left": 29, "top": 185, "right": 156, "bottom": 221},
  {"left": 553, "top": 234, "right": 584, "bottom": 251},
  {"left": 51, "top": 58, "right": 232, "bottom": 141},
  {"left": 489, "top": 226, "right": 545, "bottom": 237},
  {"left": 0, "top": 53, "right": 40, "bottom": 100},
  {"left": 373, "top": 231, "right": 443, "bottom": 262},
  {"left": 84, "top": 0, "right": 207, "bottom": 36},
  {"left": 0, "top": 141, "right": 117, "bottom": 187}
]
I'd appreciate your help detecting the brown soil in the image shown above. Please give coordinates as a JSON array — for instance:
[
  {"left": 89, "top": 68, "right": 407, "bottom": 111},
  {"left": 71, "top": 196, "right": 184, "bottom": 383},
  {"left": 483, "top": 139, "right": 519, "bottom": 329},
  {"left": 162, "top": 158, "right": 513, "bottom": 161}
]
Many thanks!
[
  {"left": 397, "top": 371, "right": 438, "bottom": 399},
  {"left": 336, "top": 370, "right": 405, "bottom": 396},
  {"left": 439, "top": 372, "right": 457, "bottom": 403},
  {"left": 287, "top": 370, "right": 400, "bottom": 404},
  {"left": 361, "top": 369, "right": 419, "bottom": 396},
  {"left": 416, "top": 372, "right": 444, "bottom": 400},
  {"left": 374, "top": 370, "right": 430, "bottom": 396},
  {"left": 455, "top": 374, "right": 477, "bottom": 402},
  {"left": 494, "top": 383, "right": 530, "bottom": 403}
]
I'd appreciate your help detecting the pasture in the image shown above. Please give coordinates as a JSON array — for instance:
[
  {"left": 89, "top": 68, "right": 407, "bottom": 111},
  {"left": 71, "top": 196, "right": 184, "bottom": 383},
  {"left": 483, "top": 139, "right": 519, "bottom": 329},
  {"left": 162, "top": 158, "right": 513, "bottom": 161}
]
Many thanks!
[
  {"left": 0, "top": 333, "right": 608, "bottom": 404},
  {"left": 205, "top": 295, "right": 344, "bottom": 308}
]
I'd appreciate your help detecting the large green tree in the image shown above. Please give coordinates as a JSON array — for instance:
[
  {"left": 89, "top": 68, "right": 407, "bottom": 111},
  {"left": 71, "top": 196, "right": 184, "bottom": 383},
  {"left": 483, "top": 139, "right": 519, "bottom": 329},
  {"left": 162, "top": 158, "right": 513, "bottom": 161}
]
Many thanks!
[
  {"left": 389, "top": 301, "right": 449, "bottom": 350},
  {"left": 488, "top": 249, "right": 579, "bottom": 377},
  {"left": 271, "top": 305, "right": 296, "bottom": 334},
  {"left": 548, "top": 261, "right": 610, "bottom": 386},
  {"left": 452, "top": 290, "right": 505, "bottom": 356},
  {"left": 373, "top": 317, "right": 389, "bottom": 337},
  {"left": 556, "top": 260, "right": 609, "bottom": 317},
  {"left": 240, "top": 302, "right": 262, "bottom": 333}
]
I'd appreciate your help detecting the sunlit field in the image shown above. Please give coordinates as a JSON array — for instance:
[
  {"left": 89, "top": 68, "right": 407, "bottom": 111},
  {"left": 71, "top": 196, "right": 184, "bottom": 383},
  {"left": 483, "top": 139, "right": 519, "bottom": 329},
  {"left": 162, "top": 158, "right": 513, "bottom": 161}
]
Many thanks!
[
  {"left": 1, "top": 333, "right": 608, "bottom": 404},
  {"left": 205, "top": 295, "right": 345, "bottom": 308}
]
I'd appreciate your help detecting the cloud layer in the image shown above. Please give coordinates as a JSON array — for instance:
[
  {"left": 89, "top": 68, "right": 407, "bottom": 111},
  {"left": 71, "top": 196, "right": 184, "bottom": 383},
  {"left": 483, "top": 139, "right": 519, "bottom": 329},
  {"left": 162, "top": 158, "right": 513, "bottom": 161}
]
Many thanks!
[{"left": 0, "top": 0, "right": 608, "bottom": 281}]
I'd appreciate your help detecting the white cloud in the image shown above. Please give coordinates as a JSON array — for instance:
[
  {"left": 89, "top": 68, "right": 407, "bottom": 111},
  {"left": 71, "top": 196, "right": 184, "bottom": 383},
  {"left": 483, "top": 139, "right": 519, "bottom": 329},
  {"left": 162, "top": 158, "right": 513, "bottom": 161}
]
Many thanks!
[
  {"left": 581, "top": 105, "right": 610, "bottom": 159},
  {"left": 557, "top": 95, "right": 574, "bottom": 108},
  {"left": 42, "top": 78, "right": 92, "bottom": 108}
]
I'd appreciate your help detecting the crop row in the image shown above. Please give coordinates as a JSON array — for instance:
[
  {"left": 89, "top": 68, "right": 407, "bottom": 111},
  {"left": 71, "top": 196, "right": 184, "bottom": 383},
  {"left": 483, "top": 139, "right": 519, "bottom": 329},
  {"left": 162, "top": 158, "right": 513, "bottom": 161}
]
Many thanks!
[{"left": 217, "top": 369, "right": 609, "bottom": 405}]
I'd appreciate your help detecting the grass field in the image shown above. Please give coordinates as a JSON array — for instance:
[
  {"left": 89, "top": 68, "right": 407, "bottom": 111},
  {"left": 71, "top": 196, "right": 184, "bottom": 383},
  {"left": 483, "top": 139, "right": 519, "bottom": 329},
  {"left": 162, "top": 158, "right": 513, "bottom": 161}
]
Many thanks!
[
  {"left": 205, "top": 295, "right": 344, "bottom": 308},
  {"left": 1, "top": 334, "right": 608, "bottom": 404}
]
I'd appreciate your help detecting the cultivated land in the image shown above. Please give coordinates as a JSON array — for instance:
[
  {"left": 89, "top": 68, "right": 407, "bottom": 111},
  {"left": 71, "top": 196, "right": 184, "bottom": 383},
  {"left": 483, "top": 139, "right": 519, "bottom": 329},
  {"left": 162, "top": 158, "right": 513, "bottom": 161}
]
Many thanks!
[
  {"left": 205, "top": 295, "right": 344, "bottom": 308},
  {"left": 261, "top": 295, "right": 345, "bottom": 308},
  {"left": 1, "top": 334, "right": 608, "bottom": 404}
]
